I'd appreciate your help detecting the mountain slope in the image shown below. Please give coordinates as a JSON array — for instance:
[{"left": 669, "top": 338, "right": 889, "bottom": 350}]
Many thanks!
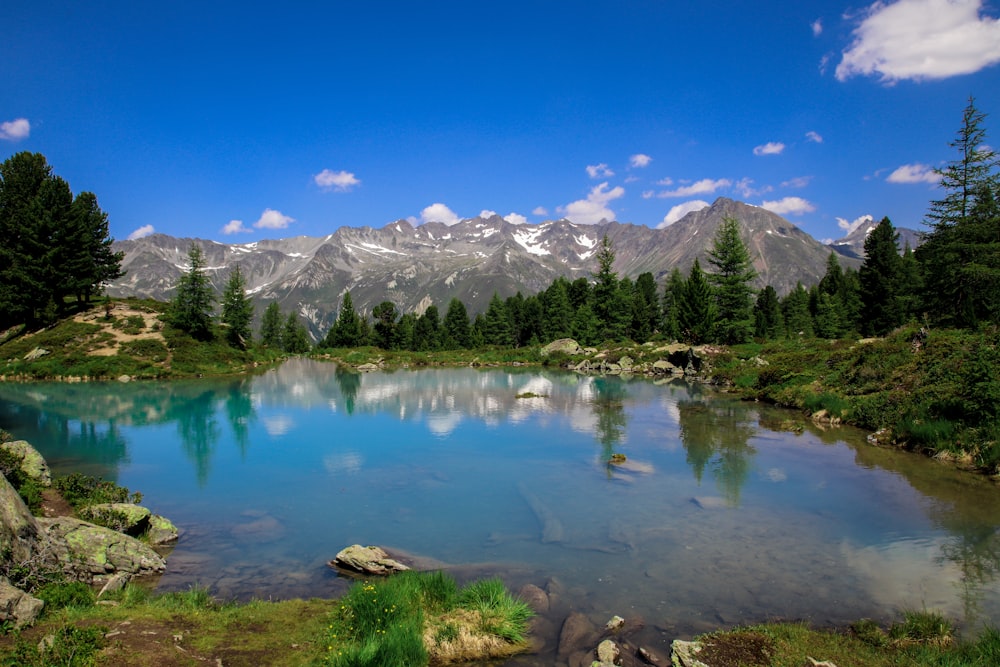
[{"left": 106, "top": 198, "right": 858, "bottom": 339}]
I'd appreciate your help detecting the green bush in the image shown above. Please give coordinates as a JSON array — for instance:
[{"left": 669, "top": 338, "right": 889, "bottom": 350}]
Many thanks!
[
  {"left": 36, "top": 581, "right": 95, "bottom": 612},
  {"left": 1, "top": 624, "right": 105, "bottom": 666},
  {"left": 54, "top": 473, "right": 141, "bottom": 508}
]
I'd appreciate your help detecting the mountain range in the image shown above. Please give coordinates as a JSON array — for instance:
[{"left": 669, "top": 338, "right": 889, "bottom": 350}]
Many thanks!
[{"left": 106, "top": 197, "right": 917, "bottom": 340}]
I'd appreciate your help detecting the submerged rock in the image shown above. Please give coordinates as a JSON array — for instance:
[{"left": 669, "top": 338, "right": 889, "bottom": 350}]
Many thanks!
[
  {"left": 330, "top": 544, "right": 410, "bottom": 576},
  {"left": 146, "top": 514, "right": 179, "bottom": 545}
]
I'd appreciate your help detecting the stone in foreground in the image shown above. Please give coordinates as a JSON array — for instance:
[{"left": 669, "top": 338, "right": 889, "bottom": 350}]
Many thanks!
[{"left": 330, "top": 544, "right": 410, "bottom": 575}]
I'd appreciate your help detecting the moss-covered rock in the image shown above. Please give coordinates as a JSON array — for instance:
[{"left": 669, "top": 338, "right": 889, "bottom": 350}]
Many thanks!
[
  {"left": 79, "top": 502, "right": 151, "bottom": 536},
  {"left": 36, "top": 516, "right": 165, "bottom": 582},
  {"left": 146, "top": 514, "right": 179, "bottom": 545},
  {"left": 0, "top": 440, "right": 51, "bottom": 487},
  {"left": 0, "top": 472, "right": 45, "bottom": 565}
]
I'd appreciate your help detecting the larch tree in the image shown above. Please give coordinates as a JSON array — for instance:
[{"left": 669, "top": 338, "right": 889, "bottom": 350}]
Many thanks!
[
  {"left": 260, "top": 301, "right": 284, "bottom": 348},
  {"left": 706, "top": 217, "right": 756, "bottom": 344},
  {"left": 220, "top": 264, "right": 254, "bottom": 349},
  {"left": 917, "top": 96, "right": 1000, "bottom": 327},
  {"left": 168, "top": 245, "right": 215, "bottom": 340}
]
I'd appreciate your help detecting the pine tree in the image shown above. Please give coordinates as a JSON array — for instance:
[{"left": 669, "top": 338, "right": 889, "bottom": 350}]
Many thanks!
[
  {"left": 443, "top": 298, "right": 471, "bottom": 349},
  {"left": 260, "top": 301, "right": 283, "bottom": 348},
  {"left": 917, "top": 97, "right": 1000, "bottom": 326},
  {"left": 326, "top": 291, "right": 364, "bottom": 347},
  {"left": 168, "top": 245, "right": 215, "bottom": 340},
  {"left": 372, "top": 301, "right": 399, "bottom": 350},
  {"left": 541, "top": 277, "right": 573, "bottom": 341},
  {"left": 282, "top": 312, "right": 311, "bottom": 353},
  {"left": 706, "top": 217, "right": 756, "bottom": 344},
  {"left": 678, "top": 259, "right": 716, "bottom": 344},
  {"left": 631, "top": 272, "right": 660, "bottom": 343},
  {"left": 220, "top": 264, "right": 253, "bottom": 349},
  {"left": 753, "top": 285, "right": 782, "bottom": 339},
  {"left": 859, "top": 217, "right": 904, "bottom": 336},
  {"left": 781, "top": 282, "right": 813, "bottom": 338},
  {"left": 591, "top": 234, "right": 630, "bottom": 341},
  {"left": 661, "top": 268, "right": 685, "bottom": 341},
  {"left": 483, "top": 293, "right": 513, "bottom": 346},
  {"left": 413, "top": 305, "right": 441, "bottom": 351}
]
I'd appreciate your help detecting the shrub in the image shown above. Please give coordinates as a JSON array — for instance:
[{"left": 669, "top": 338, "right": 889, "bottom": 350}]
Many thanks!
[
  {"left": 36, "top": 581, "right": 95, "bottom": 611},
  {"left": 2, "top": 624, "right": 106, "bottom": 666},
  {"left": 54, "top": 473, "right": 141, "bottom": 508}
]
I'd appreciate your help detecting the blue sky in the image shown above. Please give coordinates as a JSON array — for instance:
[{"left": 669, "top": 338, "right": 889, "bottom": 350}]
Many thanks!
[{"left": 3, "top": 1, "right": 1000, "bottom": 245}]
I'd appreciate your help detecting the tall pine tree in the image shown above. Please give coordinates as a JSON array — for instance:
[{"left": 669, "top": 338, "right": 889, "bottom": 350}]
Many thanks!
[
  {"left": 859, "top": 217, "right": 904, "bottom": 336},
  {"left": 706, "top": 217, "right": 756, "bottom": 344},
  {"left": 168, "top": 245, "right": 215, "bottom": 340},
  {"left": 220, "top": 264, "right": 253, "bottom": 349}
]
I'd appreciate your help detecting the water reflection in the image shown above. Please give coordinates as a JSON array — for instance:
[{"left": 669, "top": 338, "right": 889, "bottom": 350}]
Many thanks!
[
  {"left": 0, "top": 360, "right": 998, "bottom": 637},
  {"left": 677, "top": 398, "right": 757, "bottom": 506}
]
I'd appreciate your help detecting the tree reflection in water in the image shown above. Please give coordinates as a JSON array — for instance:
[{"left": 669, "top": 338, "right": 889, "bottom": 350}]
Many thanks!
[
  {"left": 591, "top": 377, "right": 628, "bottom": 468},
  {"left": 677, "top": 398, "right": 757, "bottom": 506},
  {"left": 173, "top": 390, "right": 219, "bottom": 487},
  {"left": 224, "top": 378, "right": 256, "bottom": 460},
  {"left": 335, "top": 366, "right": 361, "bottom": 416}
]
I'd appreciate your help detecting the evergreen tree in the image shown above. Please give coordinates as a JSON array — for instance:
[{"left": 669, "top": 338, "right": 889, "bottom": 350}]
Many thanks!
[
  {"left": 282, "top": 312, "right": 311, "bottom": 353},
  {"left": 678, "top": 259, "right": 716, "bottom": 344},
  {"left": 220, "top": 264, "right": 253, "bottom": 349},
  {"left": 567, "top": 277, "right": 591, "bottom": 311},
  {"left": 483, "top": 293, "right": 513, "bottom": 346},
  {"left": 260, "top": 301, "right": 283, "bottom": 348},
  {"left": 0, "top": 152, "right": 122, "bottom": 325},
  {"left": 781, "top": 282, "right": 813, "bottom": 338},
  {"left": 326, "top": 291, "right": 364, "bottom": 347},
  {"left": 571, "top": 302, "right": 600, "bottom": 346},
  {"left": 469, "top": 313, "right": 486, "bottom": 348},
  {"left": 413, "top": 305, "right": 441, "bottom": 350},
  {"left": 859, "top": 216, "right": 904, "bottom": 336},
  {"left": 591, "top": 234, "right": 630, "bottom": 340},
  {"left": 917, "top": 97, "right": 1000, "bottom": 326},
  {"left": 631, "top": 272, "right": 660, "bottom": 342},
  {"left": 443, "top": 297, "right": 471, "bottom": 349},
  {"left": 541, "top": 277, "right": 573, "bottom": 341},
  {"left": 897, "top": 243, "right": 923, "bottom": 323},
  {"left": 397, "top": 312, "right": 417, "bottom": 350},
  {"left": 168, "top": 245, "right": 215, "bottom": 340},
  {"left": 519, "top": 295, "right": 544, "bottom": 346},
  {"left": 706, "top": 217, "right": 756, "bottom": 344},
  {"left": 753, "top": 285, "right": 782, "bottom": 339},
  {"left": 661, "top": 268, "right": 685, "bottom": 341},
  {"left": 372, "top": 301, "right": 399, "bottom": 350}
]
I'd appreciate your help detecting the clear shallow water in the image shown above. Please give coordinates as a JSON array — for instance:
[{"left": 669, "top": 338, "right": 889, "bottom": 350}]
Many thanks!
[{"left": 1, "top": 359, "right": 999, "bottom": 661}]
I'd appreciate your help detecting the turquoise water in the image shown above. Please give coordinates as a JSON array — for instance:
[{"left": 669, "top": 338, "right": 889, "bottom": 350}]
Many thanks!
[{"left": 1, "top": 359, "right": 999, "bottom": 660}]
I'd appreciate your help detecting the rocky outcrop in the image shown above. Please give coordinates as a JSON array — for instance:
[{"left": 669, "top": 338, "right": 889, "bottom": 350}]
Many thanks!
[
  {"left": 146, "top": 514, "right": 179, "bottom": 545},
  {"left": 36, "top": 516, "right": 166, "bottom": 581},
  {"left": 0, "top": 440, "right": 52, "bottom": 487},
  {"left": 0, "top": 579, "right": 44, "bottom": 629},
  {"left": 671, "top": 639, "right": 708, "bottom": 666},
  {"left": 79, "top": 503, "right": 152, "bottom": 537},
  {"left": 329, "top": 544, "right": 410, "bottom": 576},
  {"left": 0, "top": 473, "right": 50, "bottom": 567},
  {"left": 540, "top": 338, "right": 585, "bottom": 357}
]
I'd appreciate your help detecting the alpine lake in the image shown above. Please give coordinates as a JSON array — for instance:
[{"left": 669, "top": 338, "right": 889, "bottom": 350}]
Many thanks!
[{"left": 1, "top": 358, "right": 999, "bottom": 663}]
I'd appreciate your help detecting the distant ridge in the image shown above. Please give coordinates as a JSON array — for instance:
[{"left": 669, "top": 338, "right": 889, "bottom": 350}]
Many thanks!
[{"left": 107, "top": 197, "right": 861, "bottom": 339}]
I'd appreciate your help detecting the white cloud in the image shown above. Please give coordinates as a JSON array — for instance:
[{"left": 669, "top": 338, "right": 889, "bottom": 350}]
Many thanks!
[
  {"left": 782, "top": 176, "right": 813, "bottom": 188},
  {"left": 656, "top": 177, "right": 674, "bottom": 186},
  {"left": 479, "top": 209, "right": 498, "bottom": 219},
  {"left": 314, "top": 169, "right": 361, "bottom": 192},
  {"left": 761, "top": 197, "right": 816, "bottom": 215},
  {"left": 504, "top": 212, "right": 529, "bottom": 225},
  {"left": 222, "top": 219, "right": 252, "bottom": 234},
  {"left": 812, "top": 19, "right": 824, "bottom": 36},
  {"left": 128, "top": 224, "right": 155, "bottom": 240},
  {"left": 836, "top": 0, "right": 1000, "bottom": 83},
  {"left": 586, "top": 163, "right": 615, "bottom": 179},
  {"left": 837, "top": 213, "right": 875, "bottom": 234},
  {"left": 806, "top": 131, "right": 824, "bottom": 143},
  {"left": 753, "top": 141, "right": 786, "bottom": 156},
  {"left": 657, "top": 200, "right": 711, "bottom": 228},
  {"left": 254, "top": 208, "right": 295, "bottom": 230},
  {"left": 886, "top": 162, "right": 941, "bottom": 184},
  {"left": 421, "top": 202, "right": 461, "bottom": 226},
  {"left": 733, "top": 177, "right": 771, "bottom": 198},
  {"left": 641, "top": 190, "right": 655, "bottom": 200},
  {"left": 629, "top": 153, "right": 652, "bottom": 168},
  {"left": 658, "top": 178, "right": 731, "bottom": 198},
  {"left": 558, "top": 182, "right": 625, "bottom": 225},
  {"left": 0, "top": 118, "right": 30, "bottom": 141},
  {"left": 532, "top": 206, "right": 548, "bottom": 216}
]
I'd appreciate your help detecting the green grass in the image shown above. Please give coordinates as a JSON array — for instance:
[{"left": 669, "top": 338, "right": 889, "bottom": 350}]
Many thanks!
[{"left": 323, "top": 571, "right": 532, "bottom": 667}]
